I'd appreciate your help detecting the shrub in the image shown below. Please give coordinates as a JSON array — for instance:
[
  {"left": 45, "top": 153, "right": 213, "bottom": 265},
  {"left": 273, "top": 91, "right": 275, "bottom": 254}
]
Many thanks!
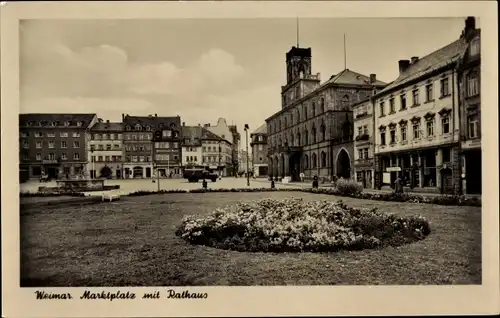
[
  {"left": 334, "top": 178, "right": 363, "bottom": 196},
  {"left": 20, "top": 191, "right": 85, "bottom": 197},
  {"left": 176, "top": 198, "right": 431, "bottom": 253}
]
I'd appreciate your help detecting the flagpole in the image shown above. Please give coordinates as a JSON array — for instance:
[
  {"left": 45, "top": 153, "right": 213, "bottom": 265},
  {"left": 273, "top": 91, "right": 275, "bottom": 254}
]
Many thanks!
[{"left": 344, "top": 34, "right": 347, "bottom": 70}]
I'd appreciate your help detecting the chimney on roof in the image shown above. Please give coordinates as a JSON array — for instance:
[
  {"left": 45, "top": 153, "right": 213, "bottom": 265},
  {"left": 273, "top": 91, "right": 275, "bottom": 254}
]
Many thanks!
[
  {"left": 198, "top": 123, "right": 200, "bottom": 126},
  {"left": 463, "top": 16, "right": 477, "bottom": 40},
  {"left": 182, "top": 122, "right": 185, "bottom": 126},
  {"left": 122, "top": 113, "right": 124, "bottom": 121},
  {"left": 106, "top": 120, "right": 110, "bottom": 124},
  {"left": 155, "top": 113, "right": 157, "bottom": 117},
  {"left": 98, "top": 118, "right": 103, "bottom": 123},
  {"left": 411, "top": 56, "right": 419, "bottom": 64},
  {"left": 398, "top": 60, "right": 411, "bottom": 75},
  {"left": 369, "top": 74, "right": 376, "bottom": 84}
]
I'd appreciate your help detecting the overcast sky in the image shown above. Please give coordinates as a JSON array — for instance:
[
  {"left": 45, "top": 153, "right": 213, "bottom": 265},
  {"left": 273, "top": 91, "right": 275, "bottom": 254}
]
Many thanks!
[{"left": 20, "top": 18, "right": 470, "bottom": 137}]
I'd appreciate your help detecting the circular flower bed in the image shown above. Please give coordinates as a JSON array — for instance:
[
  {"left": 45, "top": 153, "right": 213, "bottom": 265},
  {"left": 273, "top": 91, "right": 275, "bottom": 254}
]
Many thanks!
[{"left": 176, "top": 198, "right": 431, "bottom": 253}]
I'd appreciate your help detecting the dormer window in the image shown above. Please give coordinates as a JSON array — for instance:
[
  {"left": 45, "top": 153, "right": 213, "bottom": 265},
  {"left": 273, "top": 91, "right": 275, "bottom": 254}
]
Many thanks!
[
  {"left": 146, "top": 126, "right": 151, "bottom": 131},
  {"left": 64, "top": 121, "right": 70, "bottom": 127},
  {"left": 77, "top": 121, "right": 83, "bottom": 127},
  {"left": 51, "top": 122, "right": 57, "bottom": 127},
  {"left": 135, "top": 124, "right": 142, "bottom": 131},
  {"left": 125, "top": 125, "right": 131, "bottom": 131},
  {"left": 37, "top": 122, "right": 43, "bottom": 127},
  {"left": 27, "top": 121, "right": 33, "bottom": 126}
]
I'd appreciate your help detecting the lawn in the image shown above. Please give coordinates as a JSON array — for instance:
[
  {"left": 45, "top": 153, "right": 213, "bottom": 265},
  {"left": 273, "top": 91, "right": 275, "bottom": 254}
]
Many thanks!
[{"left": 20, "top": 192, "right": 482, "bottom": 286}]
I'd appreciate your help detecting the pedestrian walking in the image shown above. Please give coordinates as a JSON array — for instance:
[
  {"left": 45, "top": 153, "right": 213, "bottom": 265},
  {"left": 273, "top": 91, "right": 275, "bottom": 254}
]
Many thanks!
[{"left": 312, "top": 175, "right": 319, "bottom": 189}]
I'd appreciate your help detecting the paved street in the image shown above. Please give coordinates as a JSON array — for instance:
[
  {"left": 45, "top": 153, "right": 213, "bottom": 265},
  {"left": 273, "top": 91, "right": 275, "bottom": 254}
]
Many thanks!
[{"left": 20, "top": 177, "right": 307, "bottom": 196}]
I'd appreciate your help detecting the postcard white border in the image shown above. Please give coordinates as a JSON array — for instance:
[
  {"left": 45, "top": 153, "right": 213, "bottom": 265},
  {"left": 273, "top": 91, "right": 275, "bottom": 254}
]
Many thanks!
[{"left": 1, "top": 1, "right": 499, "bottom": 317}]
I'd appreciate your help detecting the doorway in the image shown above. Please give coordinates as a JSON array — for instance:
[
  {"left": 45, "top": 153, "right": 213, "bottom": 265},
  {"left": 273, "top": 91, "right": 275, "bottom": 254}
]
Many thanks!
[
  {"left": 441, "top": 168, "right": 454, "bottom": 194},
  {"left": 336, "top": 149, "right": 351, "bottom": 179}
]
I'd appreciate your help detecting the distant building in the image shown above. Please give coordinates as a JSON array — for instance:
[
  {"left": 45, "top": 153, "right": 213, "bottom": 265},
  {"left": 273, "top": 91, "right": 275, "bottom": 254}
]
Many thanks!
[
  {"left": 19, "top": 113, "right": 98, "bottom": 180},
  {"left": 122, "top": 114, "right": 182, "bottom": 179},
  {"left": 266, "top": 45, "right": 386, "bottom": 182},
  {"left": 181, "top": 124, "right": 204, "bottom": 169},
  {"left": 238, "top": 149, "right": 252, "bottom": 175},
  {"left": 201, "top": 128, "right": 232, "bottom": 176},
  {"left": 250, "top": 123, "right": 268, "bottom": 177},
  {"left": 457, "top": 18, "right": 481, "bottom": 194},
  {"left": 372, "top": 17, "right": 479, "bottom": 195},
  {"left": 87, "top": 120, "right": 124, "bottom": 179},
  {"left": 352, "top": 99, "right": 375, "bottom": 188},
  {"left": 204, "top": 118, "right": 236, "bottom": 176},
  {"left": 228, "top": 125, "right": 241, "bottom": 176}
]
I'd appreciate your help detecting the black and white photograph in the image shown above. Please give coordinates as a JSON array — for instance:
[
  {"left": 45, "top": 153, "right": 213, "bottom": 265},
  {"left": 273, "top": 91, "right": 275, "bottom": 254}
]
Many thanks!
[{"left": 2, "top": 1, "right": 499, "bottom": 317}]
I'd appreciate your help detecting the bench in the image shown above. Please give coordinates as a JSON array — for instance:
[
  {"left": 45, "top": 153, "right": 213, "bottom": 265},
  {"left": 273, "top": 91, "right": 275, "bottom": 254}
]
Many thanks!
[{"left": 101, "top": 194, "right": 120, "bottom": 202}]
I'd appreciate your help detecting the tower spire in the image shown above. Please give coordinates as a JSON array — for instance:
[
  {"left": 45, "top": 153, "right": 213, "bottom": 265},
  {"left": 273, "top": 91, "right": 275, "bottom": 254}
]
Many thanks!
[
  {"left": 343, "top": 34, "right": 347, "bottom": 70},
  {"left": 296, "top": 17, "right": 300, "bottom": 47}
]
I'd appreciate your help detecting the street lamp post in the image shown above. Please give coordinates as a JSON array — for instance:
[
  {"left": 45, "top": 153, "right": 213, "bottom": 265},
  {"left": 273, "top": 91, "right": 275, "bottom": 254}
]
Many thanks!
[
  {"left": 90, "top": 149, "right": 95, "bottom": 179},
  {"left": 244, "top": 124, "right": 250, "bottom": 186}
]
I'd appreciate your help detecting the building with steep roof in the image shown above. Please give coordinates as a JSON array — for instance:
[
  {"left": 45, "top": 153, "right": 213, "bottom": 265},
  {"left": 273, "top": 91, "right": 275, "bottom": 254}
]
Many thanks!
[
  {"left": 201, "top": 126, "right": 232, "bottom": 176},
  {"left": 250, "top": 123, "right": 268, "bottom": 177},
  {"left": 87, "top": 119, "right": 124, "bottom": 179},
  {"left": 203, "top": 118, "right": 237, "bottom": 176},
  {"left": 19, "top": 113, "right": 98, "bottom": 180},
  {"left": 266, "top": 45, "right": 387, "bottom": 182},
  {"left": 121, "top": 114, "right": 182, "bottom": 178},
  {"left": 372, "top": 17, "right": 479, "bottom": 195},
  {"left": 181, "top": 125, "right": 204, "bottom": 169}
]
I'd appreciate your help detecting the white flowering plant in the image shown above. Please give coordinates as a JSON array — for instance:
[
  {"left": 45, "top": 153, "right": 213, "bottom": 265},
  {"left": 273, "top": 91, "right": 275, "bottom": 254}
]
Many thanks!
[{"left": 176, "top": 198, "right": 431, "bottom": 253}]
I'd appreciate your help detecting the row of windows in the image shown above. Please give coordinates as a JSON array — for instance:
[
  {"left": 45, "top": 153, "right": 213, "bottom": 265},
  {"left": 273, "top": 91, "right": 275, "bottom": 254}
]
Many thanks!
[
  {"left": 378, "top": 74, "right": 479, "bottom": 117},
  {"left": 379, "top": 117, "right": 451, "bottom": 146},
  {"left": 252, "top": 136, "right": 265, "bottom": 143},
  {"left": 124, "top": 124, "right": 178, "bottom": 133},
  {"left": 22, "top": 140, "right": 81, "bottom": 149},
  {"left": 125, "top": 156, "right": 153, "bottom": 162},
  {"left": 90, "top": 144, "right": 121, "bottom": 151},
  {"left": 357, "top": 148, "right": 370, "bottom": 160},
  {"left": 254, "top": 144, "right": 265, "bottom": 151},
  {"left": 21, "top": 152, "right": 81, "bottom": 161},
  {"left": 91, "top": 133, "right": 123, "bottom": 140},
  {"left": 124, "top": 133, "right": 152, "bottom": 141},
  {"left": 124, "top": 144, "right": 153, "bottom": 152},
  {"left": 21, "top": 131, "right": 81, "bottom": 138},
  {"left": 271, "top": 97, "right": 332, "bottom": 134},
  {"left": 155, "top": 142, "right": 179, "bottom": 149},
  {"left": 357, "top": 125, "right": 369, "bottom": 137},
  {"left": 22, "top": 121, "right": 84, "bottom": 127},
  {"left": 91, "top": 155, "right": 122, "bottom": 162}
]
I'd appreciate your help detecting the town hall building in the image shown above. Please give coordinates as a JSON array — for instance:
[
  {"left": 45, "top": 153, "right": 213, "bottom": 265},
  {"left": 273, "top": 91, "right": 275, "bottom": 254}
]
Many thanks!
[{"left": 265, "top": 46, "right": 387, "bottom": 182}]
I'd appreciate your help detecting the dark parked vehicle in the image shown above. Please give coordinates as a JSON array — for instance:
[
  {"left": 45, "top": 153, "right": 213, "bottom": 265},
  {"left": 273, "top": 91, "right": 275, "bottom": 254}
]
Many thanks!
[{"left": 183, "top": 168, "right": 218, "bottom": 182}]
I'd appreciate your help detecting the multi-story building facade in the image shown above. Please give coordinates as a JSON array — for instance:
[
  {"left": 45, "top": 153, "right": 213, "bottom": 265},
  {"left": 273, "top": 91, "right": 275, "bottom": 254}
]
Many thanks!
[
  {"left": 457, "top": 18, "right": 481, "bottom": 195},
  {"left": 250, "top": 123, "right": 268, "bottom": 177},
  {"left": 151, "top": 116, "right": 182, "bottom": 178},
  {"left": 204, "top": 118, "right": 235, "bottom": 176},
  {"left": 181, "top": 125, "right": 204, "bottom": 169},
  {"left": 266, "top": 46, "right": 387, "bottom": 182},
  {"left": 353, "top": 99, "right": 375, "bottom": 188},
  {"left": 19, "top": 114, "right": 98, "bottom": 180},
  {"left": 122, "top": 114, "right": 154, "bottom": 179},
  {"left": 201, "top": 128, "right": 232, "bottom": 176},
  {"left": 372, "top": 17, "right": 478, "bottom": 194},
  {"left": 87, "top": 120, "right": 124, "bottom": 179}
]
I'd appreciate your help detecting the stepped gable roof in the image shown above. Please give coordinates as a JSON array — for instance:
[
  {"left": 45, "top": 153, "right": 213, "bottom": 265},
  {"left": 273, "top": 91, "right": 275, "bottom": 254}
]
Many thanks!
[
  {"left": 251, "top": 123, "right": 267, "bottom": 136},
  {"left": 90, "top": 122, "right": 123, "bottom": 131},
  {"left": 376, "top": 37, "right": 469, "bottom": 95},
  {"left": 123, "top": 115, "right": 181, "bottom": 130},
  {"left": 19, "top": 113, "right": 96, "bottom": 128},
  {"left": 323, "top": 69, "right": 387, "bottom": 87}
]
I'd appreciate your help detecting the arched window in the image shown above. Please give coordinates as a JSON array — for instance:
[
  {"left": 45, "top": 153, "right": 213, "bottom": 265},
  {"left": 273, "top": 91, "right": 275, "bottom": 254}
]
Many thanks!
[
  {"left": 279, "top": 119, "right": 282, "bottom": 131},
  {"left": 290, "top": 113, "right": 294, "bottom": 125},
  {"left": 304, "top": 105, "right": 308, "bottom": 120},
  {"left": 290, "top": 134, "right": 294, "bottom": 146},
  {"left": 320, "top": 97, "right": 325, "bottom": 113},
  {"left": 341, "top": 95, "right": 350, "bottom": 110},
  {"left": 304, "top": 129, "right": 309, "bottom": 144},
  {"left": 312, "top": 102, "right": 316, "bottom": 117},
  {"left": 321, "top": 151, "right": 327, "bottom": 167},
  {"left": 278, "top": 137, "right": 282, "bottom": 146},
  {"left": 312, "top": 153, "right": 317, "bottom": 168},
  {"left": 297, "top": 108, "right": 301, "bottom": 123},
  {"left": 312, "top": 125, "right": 317, "bottom": 143},
  {"left": 135, "top": 124, "right": 142, "bottom": 131},
  {"left": 320, "top": 122, "right": 326, "bottom": 141},
  {"left": 304, "top": 154, "right": 309, "bottom": 169},
  {"left": 284, "top": 117, "right": 287, "bottom": 128},
  {"left": 297, "top": 132, "right": 301, "bottom": 146}
]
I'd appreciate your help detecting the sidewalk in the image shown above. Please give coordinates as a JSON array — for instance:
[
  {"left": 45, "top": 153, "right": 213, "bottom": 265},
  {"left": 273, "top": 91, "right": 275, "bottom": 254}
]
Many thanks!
[{"left": 252, "top": 178, "right": 481, "bottom": 199}]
